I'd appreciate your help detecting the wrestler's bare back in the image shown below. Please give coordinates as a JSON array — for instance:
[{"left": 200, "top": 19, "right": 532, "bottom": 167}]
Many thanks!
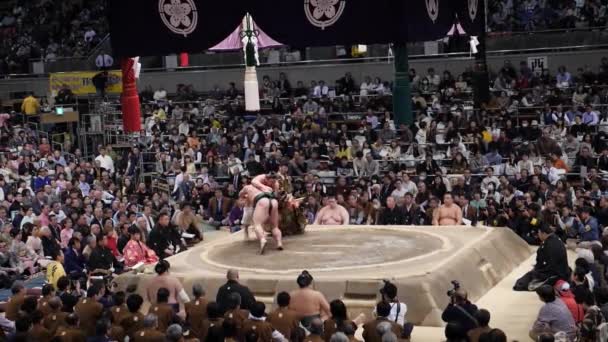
[
  {"left": 239, "top": 185, "right": 261, "bottom": 207},
  {"left": 288, "top": 288, "right": 330, "bottom": 319}
]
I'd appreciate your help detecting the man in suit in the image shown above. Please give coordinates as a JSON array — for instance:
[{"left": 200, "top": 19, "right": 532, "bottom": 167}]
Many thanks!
[
  {"left": 185, "top": 284, "right": 208, "bottom": 340},
  {"left": 90, "top": 207, "right": 105, "bottom": 228},
  {"left": 377, "top": 196, "right": 405, "bottom": 225},
  {"left": 74, "top": 285, "right": 104, "bottom": 335},
  {"left": 208, "top": 189, "right": 233, "bottom": 229},
  {"left": 216, "top": 269, "right": 255, "bottom": 314},
  {"left": 362, "top": 301, "right": 403, "bottom": 342},
  {"left": 514, "top": 224, "right": 569, "bottom": 291},
  {"left": 6, "top": 281, "right": 26, "bottom": 322},
  {"left": 379, "top": 176, "right": 394, "bottom": 206},
  {"left": 460, "top": 197, "right": 478, "bottom": 224},
  {"left": 402, "top": 193, "right": 422, "bottom": 225},
  {"left": 268, "top": 292, "right": 299, "bottom": 341},
  {"left": 148, "top": 213, "right": 183, "bottom": 259}
]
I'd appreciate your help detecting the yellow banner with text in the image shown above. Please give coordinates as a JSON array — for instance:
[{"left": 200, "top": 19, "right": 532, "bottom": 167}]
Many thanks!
[{"left": 49, "top": 70, "right": 123, "bottom": 95}]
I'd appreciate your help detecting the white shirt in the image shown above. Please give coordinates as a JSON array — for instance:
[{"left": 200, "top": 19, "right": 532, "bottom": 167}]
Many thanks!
[
  {"left": 95, "top": 54, "right": 114, "bottom": 68},
  {"left": 403, "top": 181, "right": 418, "bottom": 196},
  {"left": 389, "top": 302, "right": 407, "bottom": 325},
  {"left": 52, "top": 210, "right": 67, "bottom": 223},
  {"left": 178, "top": 122, "right": 190, "bottom": 136},
  {"left": 84, "top": 29, "right": 96, "bottom": 42},
  {"left": 153, "top": 90, "right": 167, "bottom": 101},
  {"left": 313, "top": 85, "right": 329, "bottom": 97},
  {"left": 391, "top": 187, "right": 407, "bottom": 199},
  {"left": 95, "top": 154, "right": 115, "bottom": 174},
  {"left": 373, "top": 302, "right": 407, "bottom": 326},
  {"left": 173, "top": 172, "right": 185, "bottom": 193}
]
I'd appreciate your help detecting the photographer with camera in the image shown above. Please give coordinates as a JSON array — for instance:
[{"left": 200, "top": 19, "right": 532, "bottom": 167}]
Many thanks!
[
  {"left": 376, "top": 280, "right": 413, "bottom": 339},
  {"left": 441, "top": 281, "right": 479, "bottom": 335}
]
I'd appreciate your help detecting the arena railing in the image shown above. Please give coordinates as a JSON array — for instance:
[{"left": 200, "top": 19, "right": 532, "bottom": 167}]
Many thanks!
[{"left": 9, "top": 34, "right": 608, "bottom": 77}]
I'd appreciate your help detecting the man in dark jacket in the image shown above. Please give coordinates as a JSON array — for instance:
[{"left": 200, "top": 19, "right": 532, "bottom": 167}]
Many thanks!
[
  {"left": 88, "top": 235, "right": 120, "bottom": 275},
  {"left": 216, "top": 269, "right": 255, "bottom": 314},
  {"left": 148, "top": 213, "right": 183, "bottom": 259},
  {"left": 377, "top": 196, "right": 405, "bottom": 225},
  {"left": 92, "top": 71, "right": 108, "bottom": 98},
  {"left": 514, "top": 224, "right": 569, "bottom": 291},
  {"left": 64, "top": 237, "right": 86, "bottom": 278},
  {"left": 441, "top": 289, "right": 479, "bottom": 335}
]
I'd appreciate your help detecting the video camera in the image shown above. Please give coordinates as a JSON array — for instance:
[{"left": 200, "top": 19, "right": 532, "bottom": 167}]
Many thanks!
[{"left": 446, "top": 280, "right": 460, "bottom": 297}]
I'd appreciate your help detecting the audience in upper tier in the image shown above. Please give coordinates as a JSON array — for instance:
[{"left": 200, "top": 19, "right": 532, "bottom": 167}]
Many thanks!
[{"left": 0, "top": 48, "right": 606, "bottom": 339}]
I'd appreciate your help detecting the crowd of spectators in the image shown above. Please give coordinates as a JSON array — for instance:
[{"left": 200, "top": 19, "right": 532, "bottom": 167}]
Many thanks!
[
  {"left": 0, "top": 0, "right": 108, "bottom": 74},
  {"left": 488, "top": 0, "right": 608, "bottom": 32},
  {"left": 0, "top": 53, "right": 608, "bottom": 340}
]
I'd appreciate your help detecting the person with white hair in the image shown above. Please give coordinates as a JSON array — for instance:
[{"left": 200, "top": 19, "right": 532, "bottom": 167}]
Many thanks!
[
  {"left": 165, "top": 323, "right": 184, "bottom": 342},
  {"left": 330, "top": 332, "right": 349, "bottom": 342},
  {"left": 381, "top": 332, "right": 398, "bottom": 342},
  {"left": 132, "top": 314, "right": 165, "bottom": 341}
]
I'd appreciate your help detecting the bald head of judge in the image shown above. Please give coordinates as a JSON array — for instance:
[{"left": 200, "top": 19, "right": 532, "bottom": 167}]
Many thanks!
[{"left": 227, "top": 269, "right": 239, "bottom": 281}]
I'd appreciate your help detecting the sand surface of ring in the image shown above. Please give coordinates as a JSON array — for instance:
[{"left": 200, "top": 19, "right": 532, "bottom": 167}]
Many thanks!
[{"left": 205, "top": 229, "right": 444, "bottom": 271}]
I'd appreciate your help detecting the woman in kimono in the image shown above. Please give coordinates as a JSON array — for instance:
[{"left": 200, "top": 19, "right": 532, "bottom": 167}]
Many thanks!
[
  {"left": 9, "top": 227, "right": 39, "bottom": 275},
  {"left": 123, "top": 226, "right": 158, "bottom": 268}
]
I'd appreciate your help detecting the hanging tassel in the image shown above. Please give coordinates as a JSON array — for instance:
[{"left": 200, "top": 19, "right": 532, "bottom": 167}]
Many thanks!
[
  {"left": 121, "top": 58, "right": 142, "bottom": 133},
  {"left": 469, "top": 36, "right": 480, "bottom": 55},
  {"left": 243, "top": 13, "right": 260, "bottom": 112}
]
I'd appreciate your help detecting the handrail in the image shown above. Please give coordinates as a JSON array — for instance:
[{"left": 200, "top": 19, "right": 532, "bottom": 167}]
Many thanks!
[
  {"left": 488, "top": 25, "right": 608, "bottom": 36},
  {"left": 86, "top": 34, "right": 111, "bottom": 61},
  {"left": 4, "top": 42, "right": 608, "bottom": 79}
]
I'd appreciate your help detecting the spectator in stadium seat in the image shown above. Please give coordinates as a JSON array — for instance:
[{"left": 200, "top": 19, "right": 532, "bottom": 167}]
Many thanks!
[
  {"left": 555, "top": 66, "right": 573, "bottom": 88},
  {"left": 74, "top": 285, "right": 104, "bottom": 335},
  {"left": 123, "top": 225, "right": 158, "bottom": 267},
  {"left": 21, "top": 92, "right": 40, "bottom": 116},
  {"left": 377, "top": 196, "right": 404, "bottom": 225},
  {"left": 121, "top": 294, "right": 145, "bottom": 339},
  {"left": 268, "top": 292, "right": 299, "bottom": 340},
  {"left": 362, "top": 301, "right": 402, "bottom": 342},
  {"left": 529, "top": 284, "right": 577, "bottom": 340},
  {"left": 208, "top": 189, "right": 233, "bottom": 229},
  {"left": 582, "top": 104, "right": 599, "bottom": 126},
  {"left": 466, "top": 309, "right": 492, "bottom": 342},
  {"left": 149, "top": 213, "right": 183, "bottom": 259},
  {"left": 148, "top": 287, "right": 175, "bottom": 332}
]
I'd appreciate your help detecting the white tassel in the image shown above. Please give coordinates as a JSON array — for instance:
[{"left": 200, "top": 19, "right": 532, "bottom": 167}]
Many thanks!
[
  {"left": 244, "top": 66, "right": 260, "bottom": 112},
  {"left": 132, "top": 57, "right": 141, "bottom": 79},
  {"left": 470, "top": 36, "right": 480, "bottom": 55}
]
